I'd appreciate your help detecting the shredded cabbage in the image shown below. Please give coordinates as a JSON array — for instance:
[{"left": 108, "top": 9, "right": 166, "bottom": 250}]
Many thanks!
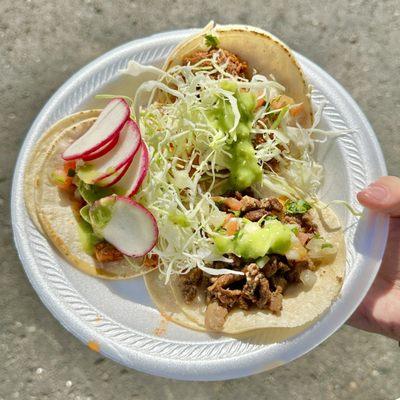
[{"left": 120, "top": 50, "right": 351, "bottom": 281}]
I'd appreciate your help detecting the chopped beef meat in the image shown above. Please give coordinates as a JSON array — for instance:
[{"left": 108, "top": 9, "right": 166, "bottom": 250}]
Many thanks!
[
  {"left": 214, "top": 287, "right": 242, "bottom": 308},
  {"left": 283, "top": 214, "right": 303, "bottom": 226},
  {"left": 297, "top": 231, "right": 313, "bottom": 246},
  {"left": 270, "top": 275, "right": 288, "bottom": 292},
  {"left": 283, "top": 212, "right": 318, "bottom": 233},
  {"left": 301, "top": 212, "right": 318, "bottom": 233},
  {"left": 94, "top": 242, "right": 123, "bottom": 263},
  {"left": 241, "top": 187, "right": 256, "bottom": 198},
  {"left": 257, "top": 197, "right": 283, "bottom": 212},
  {"left": 205, "top": 301, "right": 228, "bottom": 331},
  {"left": 263, "top": 255, "right": 289, "bottom": 278},
  {"left": 242, "top": 263, "right": 260, "bottom": 299},
  {"left": 253, "top": 133, "right": 266, "bottom": 146},
  {"left": 256, "top": 276, "right": 271, "bottom": 309},
  {"left": 183, "top": 50, "right": 213, "bottom": 66},
  {"left": 183, "top": 48, "right": 248, "bottom": 77},
  {"left": 268, "top": 198, "right": 283, "bottom": 212},
  {"left": 234, "top": 191, "right": 243, "bottom": 200},
  {"left": 179, "top": 268, "right": 203, "bottom": 304},
  {"left": 265, "top": 158, "right": 280, "bottom": 172},
  {"left": 243, "top": 209, "right": 270, "bottom": 222},
  {"left": 208, "top": 273, "right": 244, "bottom": 292},
  {"left": 212, "top": 261, "right": 230, "bottom": 270},
  {"left": 242, "top": 264, "right": 275, "bottom": 309},
  {"left": 237, "top": 296, "right": 250, "bottom": 310},
  {"left": 225, "top": 254, "right": 242, "bottom": 269},
  {"left": 240, "top": 195, "right": 261, "bottom": 212},
  {"left": 269, "top": 287, "right": 283, "bottom": 313},
  {"left": 259, "top": 198, "right": 271, "bottom": 209},
  {"left": 208, "top": 273, "right": 245, "bottom": 309}
]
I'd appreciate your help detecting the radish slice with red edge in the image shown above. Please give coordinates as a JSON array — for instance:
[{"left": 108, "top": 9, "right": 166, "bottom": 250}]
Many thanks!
[
  {"left": 81, "top": 134, "right": 119, "bottom": 161},
  {"left": 77, "top": 120, "right": 141, "bottom": 185},
  {"left": 62, "top": 98, "right": 130, "bottom": 160},
  {"left": 96, "top": 154, "right": 133, "bottom": 188},
  {"left": 90, "top": 195, "right": 158, "bottom": 257},
  {"left": 112, "top": 141, "right": 149, "bottom": 196}
]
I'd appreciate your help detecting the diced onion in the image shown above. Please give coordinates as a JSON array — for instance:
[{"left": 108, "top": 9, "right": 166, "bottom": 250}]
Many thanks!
[
  {"left": 300, "top": 269, "right": 317, "bottom": 288},
  {"left": 306, "top": 237, "right": 337, "bottom": 260}
]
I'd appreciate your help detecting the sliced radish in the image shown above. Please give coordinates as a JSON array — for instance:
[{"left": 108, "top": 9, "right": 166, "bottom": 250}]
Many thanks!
[
  {"left": 112, "top": 142, "right": 149, "bottom": 196},
  {"left": 62, "top": 98, "right": 130, "bottom": 160},
  {"left": 81, "top": 134, "right": 119, "bottom": 161},
  {"left": 77, "top": 120, "right": 141, "bottom": 185},
  {"left": 96, "top": 155, "right": 133, "bottom": 188},
  {"left": 90, "top": 196, "right": 158, "bottom": 257}
]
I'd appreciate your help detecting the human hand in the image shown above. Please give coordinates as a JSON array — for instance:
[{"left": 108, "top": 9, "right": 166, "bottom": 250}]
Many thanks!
[{"left": 348, "top": 176, "right": 400, "bottom": 340}]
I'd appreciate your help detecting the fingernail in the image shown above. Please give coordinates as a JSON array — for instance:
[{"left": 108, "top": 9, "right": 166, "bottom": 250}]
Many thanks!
[{"left": 360, "top": 184, "right": 388, "bottom": 201}]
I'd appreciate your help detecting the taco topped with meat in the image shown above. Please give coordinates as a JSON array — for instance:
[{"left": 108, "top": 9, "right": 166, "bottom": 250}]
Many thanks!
[{"left": 134, "top": 23, "right": 345, "bottom": 332}]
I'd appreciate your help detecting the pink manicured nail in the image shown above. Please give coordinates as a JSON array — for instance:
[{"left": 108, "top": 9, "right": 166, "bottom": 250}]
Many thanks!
[{"left": 359, "top": 184, "right": 388, "bottom": 202}]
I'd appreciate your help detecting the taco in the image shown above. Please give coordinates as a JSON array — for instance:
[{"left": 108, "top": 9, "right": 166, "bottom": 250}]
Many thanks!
[
  {"left": 25, "top": 102, "right": 159, "bottom": 279},
  {"left": 139, "top": 23, "right": 345, "bottom": 332},
  {"left": 25, "top": 110, "right": 101, "bottom": 232}
]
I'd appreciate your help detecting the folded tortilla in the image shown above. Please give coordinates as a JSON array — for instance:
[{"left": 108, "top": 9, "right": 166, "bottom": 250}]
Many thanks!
[
  {"left": 24, "top": 112, "right": 155, "bottom": 279},
  {"left": 164, "top": 23, "right": 313, "bottom": 128},
  {"left": 144, "top": 24, "right": 345, "bottom": 334},
  {"left": 145, "top": 207, "right": 345, "bottom": 334}
]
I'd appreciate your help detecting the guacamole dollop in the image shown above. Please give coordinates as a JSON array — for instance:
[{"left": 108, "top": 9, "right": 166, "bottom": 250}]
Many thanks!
[
  {"left": 214, "top": 220, "right": 292, "bottom": 259},
  {"left": 208, "top": 81, "right": 262, "bottom": 191}
]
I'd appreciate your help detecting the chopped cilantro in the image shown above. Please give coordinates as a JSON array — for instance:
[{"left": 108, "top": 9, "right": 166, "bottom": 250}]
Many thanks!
[
  {"left": 204, "top": 34, "right": 219, "bottom": 48},
  {"left": 285, "top": 199, "right": 311, "bottom": 214},
  {"left": 321, "top": 243, "right": 333, "bottom": 249}
]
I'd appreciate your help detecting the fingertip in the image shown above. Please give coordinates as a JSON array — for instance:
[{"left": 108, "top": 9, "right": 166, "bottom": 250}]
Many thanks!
[{"left": 357, "top": 176, "right": 400, "bottom": 216}]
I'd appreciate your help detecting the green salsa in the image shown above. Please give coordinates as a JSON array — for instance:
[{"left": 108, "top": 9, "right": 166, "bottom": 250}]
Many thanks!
[
  {"left": 89, "top": 196, "right": 115, "bottom": 232},
  {"left": 77, "top": 179, "right": 114, "bottom": 205},
  {"left": 208, "top": 81, "right": 262, "bottom": 191},
  {"left": 214, "top": 220, "right": 291, "bottom": 259},
  {"left": 76, "top": 217, "right": 102, "bottom": 255}
]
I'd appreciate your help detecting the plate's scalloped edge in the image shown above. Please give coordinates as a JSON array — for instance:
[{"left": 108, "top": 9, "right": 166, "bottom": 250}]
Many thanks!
[
  {"left": 17, "top": 46, "right": 367, "bottom": 362},
  {"left": 312, "top": 88, "right": 365, "bottom": 274}
]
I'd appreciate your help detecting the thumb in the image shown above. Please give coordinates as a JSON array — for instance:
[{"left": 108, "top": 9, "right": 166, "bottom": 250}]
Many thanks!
[{"left": 357, "top": 176, "right": 400, "bottom": 217}]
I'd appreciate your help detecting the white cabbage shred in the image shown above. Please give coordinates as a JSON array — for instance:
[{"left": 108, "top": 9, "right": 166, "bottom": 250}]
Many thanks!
[{"left": 125, "top": 51, "right": 348, "bottom": 281}]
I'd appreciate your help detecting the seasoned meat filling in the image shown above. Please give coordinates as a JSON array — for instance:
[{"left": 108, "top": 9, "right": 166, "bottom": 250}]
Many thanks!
[
  {"left": 183, "top": 48, "right": 248, "bottom": 77},
  {"left": 242, "top": 209, "right": 270, "bottom": 222},
  {"left": 179, "top": 193, "right": 319, "bottom": 326},
  {"left": 205, "top": 260, "right": 286, "bottom": 315},
  {"left": 179, "top": 268, "right": 204, "bottom": 303},
  {"left": 94, "top": 242, "right": 123, "bottom": 263}
]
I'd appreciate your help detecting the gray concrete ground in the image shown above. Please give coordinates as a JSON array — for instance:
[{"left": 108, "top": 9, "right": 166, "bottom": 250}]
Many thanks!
[{"left": 1, "top": 0, "right": 399, "bottom": 399}]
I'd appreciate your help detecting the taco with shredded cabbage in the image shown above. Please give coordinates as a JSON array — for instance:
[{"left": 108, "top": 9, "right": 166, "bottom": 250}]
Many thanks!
[{"left": 137, "top": 23, "right": 346, "bottom": 332}]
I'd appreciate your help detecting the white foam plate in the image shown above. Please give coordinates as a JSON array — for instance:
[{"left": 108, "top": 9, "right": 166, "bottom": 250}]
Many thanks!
[{"left": 11, "top": 29, "right": 388, "bottom": 380}]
